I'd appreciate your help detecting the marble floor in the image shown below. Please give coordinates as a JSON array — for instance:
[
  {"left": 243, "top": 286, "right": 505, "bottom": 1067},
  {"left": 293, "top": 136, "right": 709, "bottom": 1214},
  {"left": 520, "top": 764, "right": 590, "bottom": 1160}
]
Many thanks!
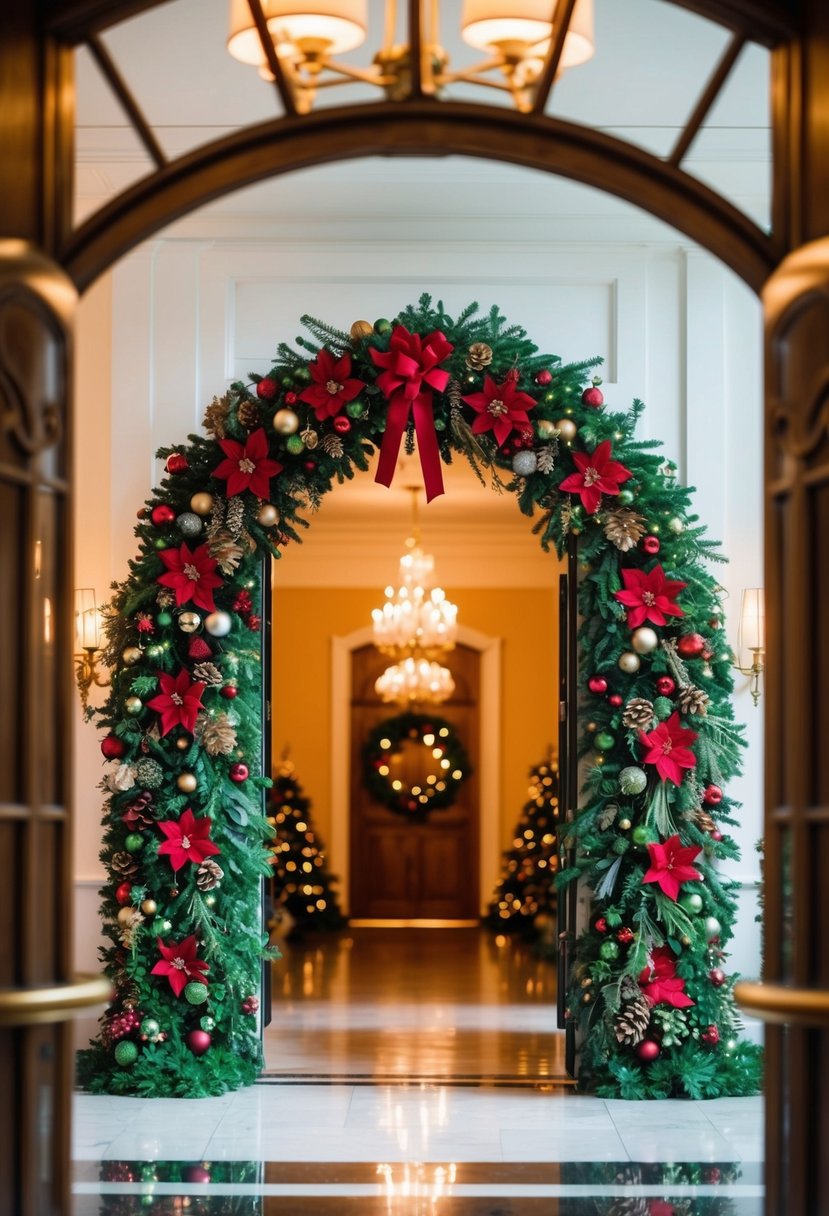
[{"left": 72, "top": 928, "right": 764, "bottom": 1214}]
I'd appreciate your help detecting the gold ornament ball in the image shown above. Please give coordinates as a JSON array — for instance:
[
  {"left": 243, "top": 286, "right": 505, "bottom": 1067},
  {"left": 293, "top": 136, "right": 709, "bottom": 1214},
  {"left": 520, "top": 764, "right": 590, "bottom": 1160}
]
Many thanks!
[
  {"left": 123, "top": 646, "right": 142, "bottom": 666},
  {"left": 175, "top": 736, "right": 190, "bottom": 751},
  {"left": 536, "top": 419, "right": 557, "bottom": 440},
  {"left": 350, "top": 319, "right": 374, "bottom": 340},
  {"left": 257, "top": 503, "right": 278, "bottom": 527},
  {"left": 190, "top": 492, "right": 214, "bottom": 516},
  {"left": 116, "top": 906, "right": 135, "bottom": 926},
  {"left": 619, "top": 818, "right": 632, "bottom": 831},
  {"left": 273, "top": 408, "right": 299, "bottom": 435},
  {"left": 125, "top": 696, "right": 143, "bottom": 716},
  {"left": 631, "top": 626, "right": 659, "bottom": 655},
  {"left": 177, "top": 772, "right": 197, "bottom": 793},
  {"left": 555, "top": 418, "right": 578, "bottom": 442},
  {"left": 618, "top": 651, "right": 641, "bottom": 674},
  {"left": 178, "top": 611, "right": 201, "bottom": 634},
  {"left": 141, "top": 899, "right": 157, "bottom": 916},
  {"left": 586, "top": 721, "right": 597, "bottom": 732}
]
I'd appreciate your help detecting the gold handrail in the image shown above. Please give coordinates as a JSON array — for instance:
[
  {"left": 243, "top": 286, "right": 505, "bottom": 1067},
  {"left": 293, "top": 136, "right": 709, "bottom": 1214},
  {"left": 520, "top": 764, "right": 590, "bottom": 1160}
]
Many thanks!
[
  {"left": 0, "top": 975, "right": 112, "bottom": 1027},
  {"left": 735, "top": 981, "right": 829, "bottom": 1027}
]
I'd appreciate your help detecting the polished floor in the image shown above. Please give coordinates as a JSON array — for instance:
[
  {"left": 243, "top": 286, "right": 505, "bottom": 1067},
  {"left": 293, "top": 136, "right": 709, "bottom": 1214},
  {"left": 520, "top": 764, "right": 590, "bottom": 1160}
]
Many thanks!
[{"left": 72, "top": 927, "right": 764, "bottom": 1214}]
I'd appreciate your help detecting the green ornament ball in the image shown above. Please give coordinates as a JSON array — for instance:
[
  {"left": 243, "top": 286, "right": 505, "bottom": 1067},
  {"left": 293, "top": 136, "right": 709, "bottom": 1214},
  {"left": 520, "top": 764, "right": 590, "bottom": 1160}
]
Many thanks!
[
  {"left": 619, "top": 766, "right": 647, "bottom": 796},
  {"left": 680, "top": 893, "right": 704, "bottom": 914},
  {"left": 285, "top": 434, "right": 305, "bottom": 455},
  {"left": 114, "top": 1040, "right": 138, "bottom": 1066},
  {"left": 374, "top": 317, "right": 392, "bottom": 334},
  {"left": 153, "top": 537, "right": 168, "bottom": 551},
  {"left": 346, "top": 398, "right": 366, "bottom": 419},
  {"left": 293, "top": 367, "right": 311, "bottom": 384},
  {"left": 154, "top": 917, "right": 172, "bottom": 934},
  {"left": 280, "top": 374, "right": 293, "bottom": 388},
  {"left": 599, "top": 940, "right": 620, "bottom": 961},
  {"left": 140, "top": 1017, "right": 160, "bottom": 1038},
  {"left": 124, "top": 833, "right": 143, "bottom": 853},
  {"left": 632, "top": 825, "right": 651, "bottom": 846},
  {"left": 434, "top": 417, "right": 446, "bottom": 431},
  {"left": 135, "top": 757, "right": 164, "bottom": 789},
  {"left": 594, "top": 732, "right": 615, "bottom": 752},
  {"left": 184, "top": 982, "right": 209, "bottom": 1005},
  {"left": 200, "top": 1015, "right": 216, "bottom": 1032},
  {"left": 618, "top": 489, "right": 635, "bottom": 506},
  {"left": 156, "top": 611, "right": 173, "bottom": 627}
]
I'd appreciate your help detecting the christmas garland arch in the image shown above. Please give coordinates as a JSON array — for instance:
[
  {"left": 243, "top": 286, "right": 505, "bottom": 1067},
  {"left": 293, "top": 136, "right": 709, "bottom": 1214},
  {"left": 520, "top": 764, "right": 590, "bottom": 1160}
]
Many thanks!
[
  {"left": 363, "top": 711, "right": 471, "bottom": 816},
  {"left": 79, "top": 295, "right": 761, "bottom": 1100}
]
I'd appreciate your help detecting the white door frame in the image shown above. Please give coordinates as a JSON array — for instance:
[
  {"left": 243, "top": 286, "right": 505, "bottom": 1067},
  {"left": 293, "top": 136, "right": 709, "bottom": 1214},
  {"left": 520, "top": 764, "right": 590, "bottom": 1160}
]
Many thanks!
[{"left": 330, "top": 624, "right": 502, "bottom": 916}]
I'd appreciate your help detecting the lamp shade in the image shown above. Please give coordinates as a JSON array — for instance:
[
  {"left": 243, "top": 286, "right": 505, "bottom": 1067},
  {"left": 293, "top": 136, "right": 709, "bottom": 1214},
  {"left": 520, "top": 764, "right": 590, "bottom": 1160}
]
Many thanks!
[
  {"left": 738, "top": 587, "right": 765, "bottom": 653},
  {"left": 228, "top": 0, "right": 367, "bottom": 60},
  {"left": 461, "top": 0, "right": 594, "bottom": 65},
  {"left": 75, "top": 588, "right": 100, "bottom": 651}
]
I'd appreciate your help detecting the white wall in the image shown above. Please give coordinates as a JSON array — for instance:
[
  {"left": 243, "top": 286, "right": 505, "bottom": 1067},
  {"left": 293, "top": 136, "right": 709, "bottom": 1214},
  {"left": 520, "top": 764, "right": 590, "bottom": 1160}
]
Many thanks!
[{"left": 73, "top": 216, "right": 764, "bottom": 1007}]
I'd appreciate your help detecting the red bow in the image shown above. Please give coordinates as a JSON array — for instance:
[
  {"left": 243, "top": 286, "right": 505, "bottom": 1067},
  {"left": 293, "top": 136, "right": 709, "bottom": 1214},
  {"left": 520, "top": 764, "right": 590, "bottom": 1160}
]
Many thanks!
[{"left": 370, "top": 325, "right": 454, "bottom": 502}]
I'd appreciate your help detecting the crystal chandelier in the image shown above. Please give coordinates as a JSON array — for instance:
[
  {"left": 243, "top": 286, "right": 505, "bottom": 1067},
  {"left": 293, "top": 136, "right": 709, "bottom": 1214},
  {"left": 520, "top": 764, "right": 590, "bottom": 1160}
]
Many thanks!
[{"left": 371, "top": 488, "right": 457, "bottom": 705}]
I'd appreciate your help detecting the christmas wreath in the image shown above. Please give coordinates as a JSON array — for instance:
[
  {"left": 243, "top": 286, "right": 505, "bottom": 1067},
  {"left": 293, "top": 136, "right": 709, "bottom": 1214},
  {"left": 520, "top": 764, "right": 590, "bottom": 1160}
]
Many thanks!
[
  {"left": 77, "top": 295, "right": 760, "bottom": 1101},
  {"left": 363, "top": 712, "right": 471, "bottom": 816}
]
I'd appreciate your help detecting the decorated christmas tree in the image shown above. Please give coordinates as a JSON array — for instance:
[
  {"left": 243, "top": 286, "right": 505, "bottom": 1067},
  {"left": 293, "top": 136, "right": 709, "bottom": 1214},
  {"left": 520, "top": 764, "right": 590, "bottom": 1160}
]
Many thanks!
[
  {"left": 268, "top": 754, "right": 346, "bottom": 934},
  {"left": 486, "top": 752, "right": 560, "bottom": 935}
]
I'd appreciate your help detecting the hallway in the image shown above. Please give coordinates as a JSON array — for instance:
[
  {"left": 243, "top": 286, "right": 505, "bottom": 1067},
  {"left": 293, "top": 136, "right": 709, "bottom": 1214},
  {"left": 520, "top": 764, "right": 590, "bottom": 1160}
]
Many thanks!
[{"left": 72, "top": 928, "right": 763, "bottom": 1213}]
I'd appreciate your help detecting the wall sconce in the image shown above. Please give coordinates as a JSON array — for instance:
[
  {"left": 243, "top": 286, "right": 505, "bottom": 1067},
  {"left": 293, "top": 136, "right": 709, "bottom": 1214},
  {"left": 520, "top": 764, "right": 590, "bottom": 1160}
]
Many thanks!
[
  {"left": 75, "top": 588, "right": 108, "bottom": 711},
  {"left": 732, "top": 587, "right": 765, "bottom": 707}
]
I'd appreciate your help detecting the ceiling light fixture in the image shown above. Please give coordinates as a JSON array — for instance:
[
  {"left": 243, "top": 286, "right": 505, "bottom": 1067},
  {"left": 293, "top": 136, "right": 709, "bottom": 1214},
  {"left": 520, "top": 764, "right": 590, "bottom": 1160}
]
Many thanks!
[{"left": 228, "top": 0, "right": 594, "bottom": 114}]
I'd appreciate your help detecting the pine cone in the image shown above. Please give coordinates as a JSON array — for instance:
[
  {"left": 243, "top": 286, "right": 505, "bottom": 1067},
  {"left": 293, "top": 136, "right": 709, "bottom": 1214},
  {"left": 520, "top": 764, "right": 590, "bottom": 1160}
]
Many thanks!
[
  {"left": 300, "top": 426, "right": 319, "bottom": 450},
  {"left": 192, "top": 661, "right": 223, "bottom": 686},
  {"left": 155, "top": 589, "right": 175, "bottom": 609},
  {"left": 110, "top": 852, "right": 139, "bottom": 877},
  {"left": 465, "top": 342, "right": 493, "bottom": 371},
  {"left": 202, "top": 394, "right": 231, "bottom": 439},
  {"left": 536, "top": 444, "right": 556, "bottom": 475},
  {"left": 208, "top": 530, "right": 245, "bottom": 575},
  {"left": 196, "top": 712, "right": 237, "bottom": 756},
  {"left": 694, "top": 807, "right": 716, "bottom": 833},
  {"left": 237, "top": 398, "right": 261, "bottom": 432},
  {"left": 196, "top": 859, "right": 224, "bottom": 890},
  {"left": 446, "top": 378, "right": 463, "bottom": 416},
  {"left": 225, "top": 498, "right": 245, "bottom": 539},
  {"left": 677, "top": 684, "right": 711, "bottom": 716},
  {"left": 614, "top": 987, "right": 651, "bottom": 1047},
  {"left": 321, "top": 433, "right": 344, "bottom": 458},
  {"left": 603, "top": 508, "right": 647, "bottom": 552},
  {"left": 207, "top": 494, "right": 227, "bottom": 540},
  {"left": 622, "top": 697, "right": 656, "bottom": 729}
]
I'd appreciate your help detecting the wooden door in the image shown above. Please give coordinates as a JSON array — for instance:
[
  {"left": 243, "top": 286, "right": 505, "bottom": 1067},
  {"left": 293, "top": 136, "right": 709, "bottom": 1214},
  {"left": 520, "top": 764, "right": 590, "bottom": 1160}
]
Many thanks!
[{"left": 349, "top": 644, "right": 480, "bottom": 920}]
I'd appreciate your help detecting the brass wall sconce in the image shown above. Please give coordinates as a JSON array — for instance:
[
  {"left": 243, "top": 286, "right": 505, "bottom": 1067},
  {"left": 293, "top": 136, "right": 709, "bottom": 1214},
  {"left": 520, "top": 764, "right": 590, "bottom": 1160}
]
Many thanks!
[
  {"left": 75, "top": 588, "right": 108, "bottom": 710},
  {"left": 732, "top": 587, "right": 765, "bottom": 707}
]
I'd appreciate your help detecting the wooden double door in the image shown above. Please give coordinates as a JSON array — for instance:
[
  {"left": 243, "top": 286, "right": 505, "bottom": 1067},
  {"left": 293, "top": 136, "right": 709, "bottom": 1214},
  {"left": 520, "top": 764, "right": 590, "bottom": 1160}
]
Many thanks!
[{"left": 349, "top": 643, "right": 480, "bottom": 920}]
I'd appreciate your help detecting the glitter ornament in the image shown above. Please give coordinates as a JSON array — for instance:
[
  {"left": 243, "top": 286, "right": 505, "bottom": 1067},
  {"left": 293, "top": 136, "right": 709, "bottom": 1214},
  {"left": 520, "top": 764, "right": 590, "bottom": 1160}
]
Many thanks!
[
  {"left": 135, "top": 758, "right": 163, "bottom": 788},
  {"left": 512, "top": 450, "right": 538, "bottom": 476},
  {"left": 114, "top": 1040, "right": 138, "bottom": 1066},
  {"left": 176, "top": 512, "right": 202, "bottom": 538},
  {"left": 619, "top": 766, "right": 647, "bottom": 796},
  {"left": 184, "top": 982, "right": 209, "bottom": 1005}
]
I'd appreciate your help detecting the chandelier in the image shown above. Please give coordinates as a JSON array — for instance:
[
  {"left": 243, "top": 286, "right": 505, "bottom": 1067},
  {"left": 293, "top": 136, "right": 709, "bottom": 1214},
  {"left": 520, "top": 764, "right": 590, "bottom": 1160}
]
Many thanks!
[
  {"left": 371, "top": 489, "right": 457, "bottom": 705},
  {"left": 227, "top": 0, "right": 594, "bottom": 115}
]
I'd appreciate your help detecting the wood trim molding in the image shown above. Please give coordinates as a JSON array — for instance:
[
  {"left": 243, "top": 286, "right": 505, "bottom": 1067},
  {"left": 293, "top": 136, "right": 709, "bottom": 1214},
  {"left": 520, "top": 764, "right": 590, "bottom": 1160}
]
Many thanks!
[{"left": 330, "top": 624, "right": 501, "bottom": 916}]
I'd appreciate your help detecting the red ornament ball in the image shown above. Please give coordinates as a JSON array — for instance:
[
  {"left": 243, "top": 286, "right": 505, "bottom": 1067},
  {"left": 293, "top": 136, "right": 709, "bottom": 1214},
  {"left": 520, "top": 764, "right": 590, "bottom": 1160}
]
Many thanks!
[
  {"left": 608, "top": 693, "right": 623, "bottom": 708},
  {"left": 182, "top": 1165, "right": 212, "bottom": 1185},
  {"left": 702, "top": 1024, "right": 720, "bottom": 1046},
  {"left": 220, "top": 685, "right": 238, "bottom": 699},
  {"left": 711, "top": 830, "right": 723, "bottom": 842},
  {"left": 505, "top": 368, "right": 520, "bottom": 383},
  {"left": 256, "top": 377, "right": 278, "bottom": 400},
  {"left": 582, "top": 385, "right": 604, "bottom": 408},
  {"left": 115, "top": 882, "right": 133, "bottom": 906},
  {"left": 151, "top": 504, "right": 176, "bottom": 527},
  {"left": 594, "top": 917, "right": 608, "bottom": 934},
  {"left": 655, "top": 676, "right": 676, "bottom": 696},
  {"left": 229, "top": 763, "right": 249, "bottom": 783},
  {"left": 709, "top": 968, "right": 726, "bottom": 987},
  {"left": 703, "top": 784, "right": 723, "bottom": 806},
  {"left": 185, "top": 1029, "right": 212, "bottom": 1055},
  {"left": 101, "top": 735, "right": 126, "bottom": 760},
  {"left": 636, "top": 1039, "right": 660, "bottom": 1062},
  {"left": 677, "top": 633, "right": 706, "bottom": 658},
  {"left": 588, "top": 675, "right": 608, "bottom": 695},
  {"left": 284, "top": 391, "right": 298, "bottom": 405},
  {"left": 333, "top": 415, "right": 351, "bottom": 434},
  {"left": 641, "top": 535, "right": 661, "bottom": 556},
  {"left": 304, "top": 460, "right": 316, "bottom": 472},
  {"left": 535, "top": 369, "right": 552, "bottom": 386},
  {"left": 616, "top": 927, "right": 635, "bottom": 945},
  {"left": 165, "top": 453, "right": 189, "bottom": 475}
]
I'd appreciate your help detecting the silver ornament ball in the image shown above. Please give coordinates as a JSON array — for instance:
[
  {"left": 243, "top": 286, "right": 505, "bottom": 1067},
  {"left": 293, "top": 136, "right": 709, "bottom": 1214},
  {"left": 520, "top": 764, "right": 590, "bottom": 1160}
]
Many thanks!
[
  {"left": 204, "top": 611, "right": 232, "bottom": 637},
  {"left": 704, "top": 916, "right": 722, "bottom": 941},
  {"left": 177, "top": 512, "right": 202, "bottom": 538},
  {"left": 512, "top": 450, "right": 538, "bottom": 476}
]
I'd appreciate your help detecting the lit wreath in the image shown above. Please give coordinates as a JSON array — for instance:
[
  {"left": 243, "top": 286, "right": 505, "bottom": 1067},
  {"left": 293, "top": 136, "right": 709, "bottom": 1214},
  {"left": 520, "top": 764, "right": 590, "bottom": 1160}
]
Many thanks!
[{"left": 363, "top": 711, "right": 472, "bottom": 816}]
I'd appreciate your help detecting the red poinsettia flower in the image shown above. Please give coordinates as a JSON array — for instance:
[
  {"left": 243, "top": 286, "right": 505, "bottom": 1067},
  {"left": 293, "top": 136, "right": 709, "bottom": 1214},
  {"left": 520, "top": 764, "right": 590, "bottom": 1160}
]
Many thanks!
[
  {"left": 212, "top": 428, "right": 282, "bottom": 498},
  {"left": 614, "top": 563, "right": 686, "bottom": 629},
  {"left": 157, "top": 807, "right": 221, "bottom": 872},
  {"left": 146, "top": 668, "right": 206, "bottom": 736},
  {"left": 298, "top": 348, "right": 366, "bottom": 420},
  {"left": 157, "top": 543, "right": 223, "bottom": 613},
  {"left": 463, "top": 374, "right": 536, "bottom": 448},
  {"left": 639, "top": 712, "right": 698, "bottom": 785},
  {"left": 558, "top": 440, "right": 632, "bottom": 514},
  {"left": 642, "top": 833, "right": 702, "bottom": 901},
  {"left": 639, "top": 946, "right": 695, "bottom": 1008},
  {"left": 151, "top": 935, "right": 209, "bottom": 997}
]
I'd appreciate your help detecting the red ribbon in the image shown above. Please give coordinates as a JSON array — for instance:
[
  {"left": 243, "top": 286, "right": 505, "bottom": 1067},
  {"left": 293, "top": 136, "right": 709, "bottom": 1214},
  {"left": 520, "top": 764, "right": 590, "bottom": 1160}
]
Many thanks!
[{"left": 369, "top": 325, "right": 454, "bottom": 502}]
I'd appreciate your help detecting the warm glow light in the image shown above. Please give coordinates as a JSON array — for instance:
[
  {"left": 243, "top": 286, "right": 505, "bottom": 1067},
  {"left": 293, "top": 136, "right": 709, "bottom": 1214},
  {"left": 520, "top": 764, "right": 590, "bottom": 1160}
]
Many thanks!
[
  {"left": 738, "top": 587, "right": 765, "bottom": 653},
  {"left": 375, "top": 657, "right": 455, "bottom": 706},
  {"left": 75, "top": 588, "right": 100, "bottom": 651},
  {"left": 461, "top": 0, "right": 594, "bottom": 66},
  {"left": 228, "top": 0, "right": 367, "bottom": 61}
]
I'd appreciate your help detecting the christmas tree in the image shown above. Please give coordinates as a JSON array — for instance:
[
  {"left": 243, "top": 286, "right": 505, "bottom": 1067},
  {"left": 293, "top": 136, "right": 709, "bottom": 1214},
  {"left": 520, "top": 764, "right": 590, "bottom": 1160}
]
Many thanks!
[
  {"left": 268, "top": 754, "right": 346, "bottom": 934},
  {"left": 486, "top": 752, "right": 560, "bottom": 935}
]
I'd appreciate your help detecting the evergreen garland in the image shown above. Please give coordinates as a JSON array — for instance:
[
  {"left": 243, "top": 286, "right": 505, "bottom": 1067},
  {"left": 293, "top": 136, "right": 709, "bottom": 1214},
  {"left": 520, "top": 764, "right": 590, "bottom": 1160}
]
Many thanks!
[
  {"left": 362, "top": 711, "right": 471, "bottom": 816},
  {"left": 79, "top": 295, "right": 760, "bottom": 1099}
]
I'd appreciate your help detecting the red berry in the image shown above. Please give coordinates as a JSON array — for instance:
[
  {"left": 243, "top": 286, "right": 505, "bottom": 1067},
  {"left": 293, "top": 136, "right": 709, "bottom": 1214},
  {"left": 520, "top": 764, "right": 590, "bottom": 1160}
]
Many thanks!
[
  {"left": 703, "top": 784, "right": 723, "bottom": 806},
  {"left": 221, "top": 685, "right": 238, "bottom": 699},
  {"left": 676, "top": 633, "right": 706, "bottom": 658},
  {"left": 594, "top": 917, "right": 608, "bottom": 934},
  {"left": 303, "top": 460, "right": 316, "bottom": 472},
  {"left": 284, "top": 391, "right": 298, "bottom": 405},
  {"left": 256, "top": 378, "right": 278, "bottom": 400},
  {"left": 641, "top": 535, "right": 660, "bottom": 555},
  {"left": 101, "top": 734, "right": 126, "bottom": 760},
  {"left": 230, "top": 763, "right": 249, "bottom": 783},
  {"left": 655, "top": 676, "right": 676, "bottom": 696},
  {"left": 711, "top": 830, "right": 723, "bottom": 841},
  {"left": 151, "top": 504, "right": 176, "bottom": 527},
  {"left": 588, "top": 676, "right": 608, "bottom": 695},
  {"left": 165, "top": 453, "right": 188, "bottom": 475},
  {"left": 333, "top": 415, "right": 351, "bottom": 434},
  {"left": 535, "top": 369, "right": 552, "bottom": 386},
  {"left": 616, "top": 927, "right": 634, "bottom": 945},
  {"left": 582, "top": 385, "right": 604, "bottom": 408},
  {"left": 608, "top": 693, "right": 623, "bottom": 708}
]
